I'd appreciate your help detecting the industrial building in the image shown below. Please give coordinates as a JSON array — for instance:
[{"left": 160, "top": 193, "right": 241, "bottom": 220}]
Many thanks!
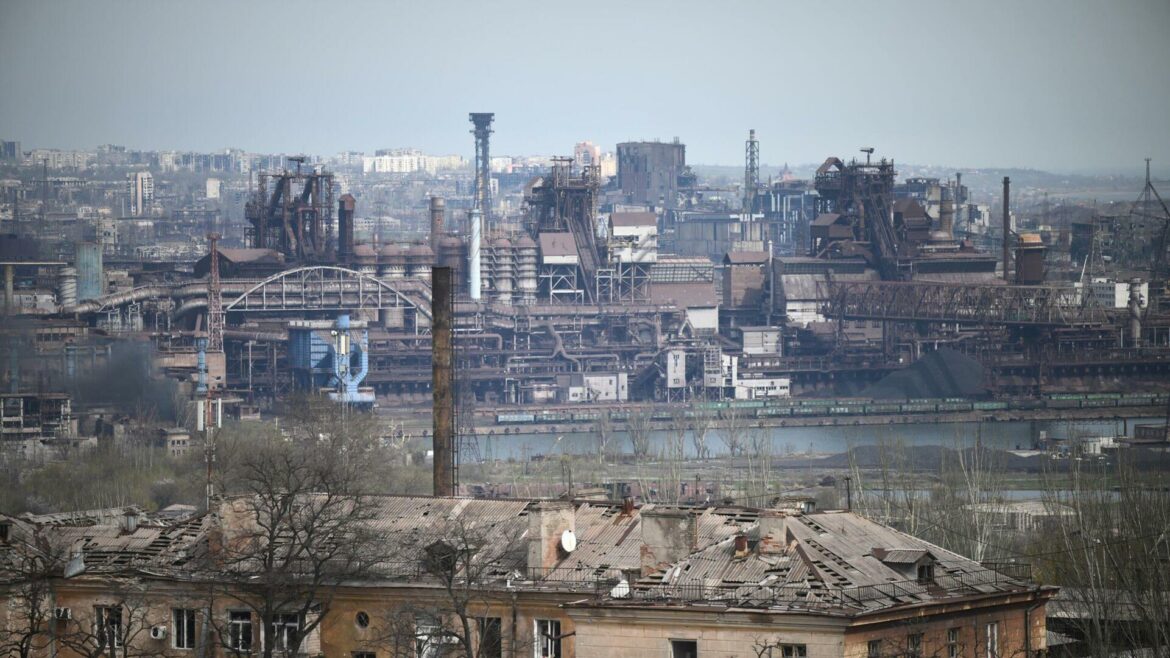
[{"left": 0, "top": 123, "right": 1168, "bottom": 449}]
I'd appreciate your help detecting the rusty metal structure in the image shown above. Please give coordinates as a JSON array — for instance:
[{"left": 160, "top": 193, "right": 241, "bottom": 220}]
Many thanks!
[
  {"left": 245, "top": 159, "right": 335, "bottom": 262},
  {"left": 206, "top": 233, "right": 224, "bottom": 353},
  {"left": 812, "top": 154, "right": 902, "bottom": 279}
]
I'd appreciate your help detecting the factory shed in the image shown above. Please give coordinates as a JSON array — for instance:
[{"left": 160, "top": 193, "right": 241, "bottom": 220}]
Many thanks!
[{"left": 194, "top": 247, "right": 285, "bottom": 278}]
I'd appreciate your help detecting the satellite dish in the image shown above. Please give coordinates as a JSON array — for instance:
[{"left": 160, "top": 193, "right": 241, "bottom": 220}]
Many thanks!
[{"left": 560, "top": 529, "right": 576, "bottom": 553}]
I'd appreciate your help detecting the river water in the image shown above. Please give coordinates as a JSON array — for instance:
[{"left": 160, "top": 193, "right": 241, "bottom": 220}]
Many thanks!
[{"left": 475, "top": 417, "right": 1164, "bottom": 461}]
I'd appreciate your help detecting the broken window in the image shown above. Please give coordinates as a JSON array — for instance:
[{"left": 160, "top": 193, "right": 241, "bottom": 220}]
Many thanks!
[
  {"left": 671, "top": 639, "right": 698, "bottom": 658},
  {"left": 172, "top": 608, "right": 197, "bottom": 650},
  {"left": 985, "top": 622, "right": 999, "bottom": 658},
  {"left": 477, "top": 617, "right": 502, "bottom": 658},
  {"left": 228, "top": 610, "right": 253, "bottom": 653},
  {"left": 907, "top": 633, "right": 923, "bottom": 658},
  {"left": 534, "top": 619, "right": 562, "bottom": 658},
  {"left": 94, "top": 606, "right": 122, "bottom": 649},
  {"left": 268, "top": 613, "right": 300, "bottom": 653}
]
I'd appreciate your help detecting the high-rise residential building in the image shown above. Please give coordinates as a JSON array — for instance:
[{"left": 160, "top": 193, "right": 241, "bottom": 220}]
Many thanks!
[
  {"left": 127, "top": 171, "right": 154, "bottom": 216},
  {"left": 206, "top": 177, "right": 222, "bottom": 200},
  {"left": 574, "top": 140, "right": 601, "bottom": 169},
  {"left": 0, "top": 140, "right": 20, "bottom": 161}
]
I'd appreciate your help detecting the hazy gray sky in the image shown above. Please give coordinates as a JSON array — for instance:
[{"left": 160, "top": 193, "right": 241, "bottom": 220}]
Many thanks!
[{"left": 2, "top": 0, "right": 1168, "bottom": 173}]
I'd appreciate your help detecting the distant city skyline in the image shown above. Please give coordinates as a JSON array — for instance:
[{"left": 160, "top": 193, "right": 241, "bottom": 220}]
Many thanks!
[{"left": 2, "top": 0, "right": 1168, "bottom": 175}]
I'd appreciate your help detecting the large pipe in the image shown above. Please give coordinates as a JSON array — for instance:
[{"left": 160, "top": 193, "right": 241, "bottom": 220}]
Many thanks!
[
  {"left": 469, "top": 208, "right": 482, "bottom": 301},
  {"left": 1002, "top": 176, "right": 1011, "bottom": 282},
  {"left": 429, "top": 196, "right": 445, "bottom": 256},
  {"left": 431, "top": 266, "right": 455, "bottom": 497}
]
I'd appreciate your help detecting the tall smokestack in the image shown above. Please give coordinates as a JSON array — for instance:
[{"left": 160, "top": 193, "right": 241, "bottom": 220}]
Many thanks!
[
  {"left": 1002, "top": 176, "right": 1011, "bottom": 282},
  {"left": 940, "top": 186, "right": 954, "bottom": 237},
  {"left": 431, "top": 266, "right": 455, "bottom": 497},
  {"left": 469, "top": 112, "right": 495, "bottom": 222},
  {"left": 338, "top": 194, "right": 355, "bottom": 263},
  {"left": 429, "top": 196, "right": 445, "bottom": 256},
  {"left": 469, "top": 208, "right": 482, "bottom": 301}
]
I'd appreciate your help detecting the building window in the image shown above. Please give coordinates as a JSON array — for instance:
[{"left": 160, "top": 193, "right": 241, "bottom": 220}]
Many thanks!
[
  {"left": 534, "top": 619, "right": 562, "bottom": 658},
  {"left": 268, "top": 613, "right": 300, "bottom": 653},
  {"left": 671, "top": 639, "right": 698, "bottom": 658},
  {"left": 416, "top": 616, "right": 452, "bottom": 658},
  {"left": 356, "top": 611, "right": 370, "bottom": 629},
  {"left": 948, "top": 628, "right": 960, "bottom": 658},
  {"left": 353, "top": 653, "right": 377, "bottom": 658},
  {"left": 867, "top": 639, "right": 882, "bottom": 658},
  {"left": 917, "top": 563, "right": 935, "bottom": 583},
  {"left": 228, "top": 610, "right": 253, "bottom": 653},
  {"left": 986, "top": 622, "right": 999, "bottom": 658},
  {"left": 172, "top": 608, "right": 197, "bottom": 650},
  {"left": 781, "top": 645, "right": 807, "bottom": 658},
  {"left": 477, "top": 617, "right": 502, "bottom": 658},
  {"left": 907, "top": 633, "right": 923, "bottom": 658},
  {"left": 94, "top": 606, "right": 123, "bottom": 649}
]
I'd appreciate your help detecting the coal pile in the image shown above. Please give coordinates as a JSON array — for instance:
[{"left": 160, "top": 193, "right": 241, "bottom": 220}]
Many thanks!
[{"left": 862, "top": 347, "right": 986, "bottom": 400}]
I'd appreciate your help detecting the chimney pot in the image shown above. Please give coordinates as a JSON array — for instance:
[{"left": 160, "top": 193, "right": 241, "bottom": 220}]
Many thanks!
[{"left": 734, "top": 533, "right": 749, "bottom": 556}]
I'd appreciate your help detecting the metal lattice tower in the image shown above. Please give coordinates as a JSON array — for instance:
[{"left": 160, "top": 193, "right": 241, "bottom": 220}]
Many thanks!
[
  {"left": 470, "top": 113, "right": 494, "bottom": 218},
  {"left": 744, "top": 129, "right": 759, "bottom": 214},
  {"left": 206, "top": 232, "right": 224, "bottom": 352}
]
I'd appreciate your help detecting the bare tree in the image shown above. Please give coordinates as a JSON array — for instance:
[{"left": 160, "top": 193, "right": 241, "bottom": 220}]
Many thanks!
[
  {"left": 0, "top": 523, "right": 60, "bottom": 658},
  {"left": 593, "top": 408, "right": 614, "bottom": 465},
  {"left": 1039, "top": 455, "right": 1170, "bottom": 658},
  {"left": 204, "top": 399, "right": 392, "bottom": 658},
  {"left": 627, "top": 408, "right": 652, "bottom": 462},
  {"left": 718, "top": 405, "right": 749, "bottom": 458}
]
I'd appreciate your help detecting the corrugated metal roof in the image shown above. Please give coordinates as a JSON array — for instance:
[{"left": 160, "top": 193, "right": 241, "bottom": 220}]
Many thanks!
[
  {"left": 610, "top": 212, "right": 656, "bottom": 228},
  {"left": 539, "top": 232, "right": 578, "bottom": 258}
]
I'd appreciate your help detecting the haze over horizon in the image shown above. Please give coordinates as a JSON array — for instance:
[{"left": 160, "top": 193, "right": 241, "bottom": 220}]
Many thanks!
[{"left": 2, "top": 0, "right": 1168, "bottom": 175}]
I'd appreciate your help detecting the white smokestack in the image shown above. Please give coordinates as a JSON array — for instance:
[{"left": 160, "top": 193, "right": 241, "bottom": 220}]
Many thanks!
[{"left": 469, "top": 208, "right": 482, "bottom": 300}]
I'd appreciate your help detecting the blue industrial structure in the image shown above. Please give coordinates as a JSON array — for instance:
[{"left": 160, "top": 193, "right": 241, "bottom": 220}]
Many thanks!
[
  {"left": 75, "top": 242, "right": 103, "bottom": 301},
  {"left": 288, "top": 314, "right": 374, "bottom": 406}
]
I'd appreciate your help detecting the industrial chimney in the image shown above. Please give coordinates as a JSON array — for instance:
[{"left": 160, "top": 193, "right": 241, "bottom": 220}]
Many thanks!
[
  {"left": 1002, "top": 177, "right": 1011, "bottom": 282},
  {"left": 431, "top": 266, "right": 455, "bottom": 496},
  {"left": 468, "top": 208, "right": 483, "bottom": 301},
  {"left": 338, "top": 194, "right": 356, "bottom": 263},
  {"left": 429, "top": 196, "right": 445, "bottom": 256}
]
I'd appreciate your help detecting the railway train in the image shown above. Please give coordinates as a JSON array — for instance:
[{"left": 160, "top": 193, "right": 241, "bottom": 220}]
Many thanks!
[{"left": 494, "top": 393, "right": 1168, "bottom": 426}]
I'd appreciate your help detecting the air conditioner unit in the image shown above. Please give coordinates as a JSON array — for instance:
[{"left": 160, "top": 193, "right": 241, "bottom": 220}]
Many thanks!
[
  {"left": 150, "top": 625, "right": 167, "bottom": 640},
  {"left": 53, "top": 607, "right": 71, "bottom": 621}
]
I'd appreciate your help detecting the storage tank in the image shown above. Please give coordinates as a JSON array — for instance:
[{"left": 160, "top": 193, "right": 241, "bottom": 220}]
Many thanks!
[
  {"left": 353, "top": 244, "right": 378, "bottom": 276},
  {"left": 515, "top": 234, "right": 537, "bottom": 305},
  {"left": 406, "top": 244, "right": 434, "bottom": 280},
  {"left": 379, "top": 244, "right": 405, "bottom": 280},
  {"left": 493, "top": 237, "right": 513, "bottom": 306},
  {"left": 75, "top": 242, "right": 103, "bottom": 301}
]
